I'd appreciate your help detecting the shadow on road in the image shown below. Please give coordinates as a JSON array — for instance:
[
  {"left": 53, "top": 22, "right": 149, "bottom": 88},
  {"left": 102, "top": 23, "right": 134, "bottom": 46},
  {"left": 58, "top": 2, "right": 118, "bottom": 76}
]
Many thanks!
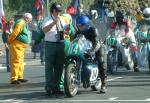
[
  {"left": 0, "top": 91, "right": 66, "bottom": 100},
  {"left": 0, "top": 82, "right": 44, "bottom": 93},
  {"left": 108, "top": 83, "right": 150, "bottom": 87},
  {"left": 108, "top": 71, "right": 150, "bottom": 87},
  {"left": 109, "top": 71, "right": 150, "bottom": 76}
]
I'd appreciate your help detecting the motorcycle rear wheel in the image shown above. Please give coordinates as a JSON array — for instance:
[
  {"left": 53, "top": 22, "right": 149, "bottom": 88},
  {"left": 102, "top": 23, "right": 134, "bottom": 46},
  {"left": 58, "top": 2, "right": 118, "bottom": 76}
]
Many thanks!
[{"left": 91, "top": 79, "right": 101, "bottom": 91}]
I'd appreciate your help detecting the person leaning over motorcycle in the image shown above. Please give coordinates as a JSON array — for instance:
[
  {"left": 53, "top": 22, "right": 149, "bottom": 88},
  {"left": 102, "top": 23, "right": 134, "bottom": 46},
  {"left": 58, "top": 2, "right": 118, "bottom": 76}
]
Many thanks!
[
  {"left": 134, "top": 7, "right": 150, "bottom": 72},
  {"left": 76, "top": 15, "right": 107, "bottom": 93},
  {"left": 59, "top": 13, "right": 76, "bottom": 89},
  {"left": 109, "top": 10, "right": 139, "bottom": 72}
]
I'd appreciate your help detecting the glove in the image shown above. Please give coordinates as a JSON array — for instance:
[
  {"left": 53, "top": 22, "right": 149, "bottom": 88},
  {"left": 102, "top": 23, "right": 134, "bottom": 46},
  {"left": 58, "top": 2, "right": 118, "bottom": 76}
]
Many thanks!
[{"left": 140, "top": 39, "right": 148, "bottom": 44}]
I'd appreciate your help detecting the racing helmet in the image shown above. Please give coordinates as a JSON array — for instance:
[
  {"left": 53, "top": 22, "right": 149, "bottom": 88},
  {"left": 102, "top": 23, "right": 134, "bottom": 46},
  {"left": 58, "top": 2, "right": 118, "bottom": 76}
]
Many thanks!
[
  {"left": 76, "top": 15, "right": 90, "bottom": 26},
  {"left": 115, "top": 10, "right": 126, "bottom": 25},
  {"left": 143, "top": 7, "right": 150, "bottom": 18}
]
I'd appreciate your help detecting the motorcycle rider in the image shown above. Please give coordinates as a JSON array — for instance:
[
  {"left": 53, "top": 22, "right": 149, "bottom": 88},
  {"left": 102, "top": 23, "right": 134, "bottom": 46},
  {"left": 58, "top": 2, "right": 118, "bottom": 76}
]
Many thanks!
[
  {"left": 134, "top": 7, "right": 150, "bottom": 72},
  {"left": 76, "top": 15, "right": 107, "bottom": 93},
  {"left": 109, "top": 9, "right": 139, "bottom": 72}
]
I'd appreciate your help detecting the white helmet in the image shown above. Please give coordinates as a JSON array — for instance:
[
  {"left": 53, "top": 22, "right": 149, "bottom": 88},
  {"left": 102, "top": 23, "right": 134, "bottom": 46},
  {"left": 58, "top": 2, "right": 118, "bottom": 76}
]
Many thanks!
[
  {"left": 143, "top": 7, "right": 150, "bottom": 15},
  {"left": 143, "top": 7, "right": 150, "bottom": 18},
  {"left": 63, "top": 13, "right": 72, "bottom": 24}
]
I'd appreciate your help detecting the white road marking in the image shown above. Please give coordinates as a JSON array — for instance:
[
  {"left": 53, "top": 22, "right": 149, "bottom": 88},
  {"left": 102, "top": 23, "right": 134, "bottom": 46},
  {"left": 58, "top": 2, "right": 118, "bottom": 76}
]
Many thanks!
[
  {"left": 37, "top": 99, "right": 150, "bottom": 102},
  {"left": 0, "top": 66, "right": 6, "bottom": 70},
  {"left": 62, "top": 100, "right": 150, "bottom": 102},
  {"left": 24, "top": 60, "right": 40, "bottom": 65},
  {"left": 1, "top": 99, "right": 150, "bottom": 102},
  {"left": 107, "top": 77, "right": 123, "bottom": 82},
  {"left": 146, "top": 98, "right": 150, "bottom": 101},
  {"left": 3, "top": 99, "right": 14, "bottom": 102},
  {"left": 1, "top": 99, "right": 24, "bottom": 103},
  {"left": 108, "top": 97, "right": 118, "bottom": 100},
  {"left": 12, "top": 100, "right": 24, "bottom": 103}
]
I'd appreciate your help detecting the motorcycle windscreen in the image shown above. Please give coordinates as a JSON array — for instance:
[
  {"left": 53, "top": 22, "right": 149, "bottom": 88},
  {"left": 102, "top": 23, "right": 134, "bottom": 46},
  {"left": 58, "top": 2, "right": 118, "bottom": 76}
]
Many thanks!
[
  {"left": 78, "top": 35, "right": 92, "bottom": 54},
  {"left": 66, "top": 35, "right": 92, "bottom": 56}
]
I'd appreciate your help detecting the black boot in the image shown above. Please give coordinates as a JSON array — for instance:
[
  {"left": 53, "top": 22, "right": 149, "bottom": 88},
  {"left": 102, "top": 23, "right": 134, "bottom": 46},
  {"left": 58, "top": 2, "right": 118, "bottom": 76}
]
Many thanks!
[
  {"left": 100, "top": 78, "right": 107, "bottom": 93},
  {"left": 133, "top": 61, "right": 139, "bottom": 72}
]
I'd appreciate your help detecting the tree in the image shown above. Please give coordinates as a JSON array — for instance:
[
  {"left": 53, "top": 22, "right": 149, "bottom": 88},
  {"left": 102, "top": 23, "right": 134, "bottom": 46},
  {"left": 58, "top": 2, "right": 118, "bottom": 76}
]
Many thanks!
[
  {"left": 3, "top": 0, "right": 36, "bottom": 20},
  {"left": 3, "top": 0, "right": 150, "bottom": 21}
]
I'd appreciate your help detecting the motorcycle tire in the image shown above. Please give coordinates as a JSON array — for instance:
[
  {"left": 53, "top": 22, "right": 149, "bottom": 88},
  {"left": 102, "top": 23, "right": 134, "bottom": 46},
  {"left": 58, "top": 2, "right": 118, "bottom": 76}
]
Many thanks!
[
  {"left": 138, "top": 45, "right": 147, "bottom": 66},
  {"left": 117, "top": 49, "right": 123, "bottom": 66},
  {"left": 107, "top": 51, "right": 113, "bottom": 74},
  {"left": 107, "top": 49, "right": 118, "bottom": 74},
  {"left": 64, "top": 63, "right": 78, "bottom": 97},
  {"left": 113, "top": 50, "right": 118, "bottom": 72}
]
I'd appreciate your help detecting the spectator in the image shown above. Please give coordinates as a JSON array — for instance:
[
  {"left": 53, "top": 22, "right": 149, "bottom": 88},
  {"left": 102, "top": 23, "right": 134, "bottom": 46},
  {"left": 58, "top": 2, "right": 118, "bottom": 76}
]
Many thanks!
[
  {"left": 2, "top": 18, "right": 14, "bottom": 72},
  {"left": 30, "top": 15, "right": 45, "bottom": 65},
  {"left": 110, "top": 10, "right": 139, "bottom": 72},
  {"left": 134, "top": 7, "right": 150, "bottom": 72},
  {"left": 42, "top": 3, "right": 68, "bottom": 96},
  {"left": 7, "top": 13, "right": 32, "bottom": 84},
  {"left": 130, "top": 9, "right": 137, "bottom": 31},
  {"left": 135, "top": 7, "right": 144, "bottom": 22},
  {"left": 58, "top": 13, "right": 76, "bottom": 89}
]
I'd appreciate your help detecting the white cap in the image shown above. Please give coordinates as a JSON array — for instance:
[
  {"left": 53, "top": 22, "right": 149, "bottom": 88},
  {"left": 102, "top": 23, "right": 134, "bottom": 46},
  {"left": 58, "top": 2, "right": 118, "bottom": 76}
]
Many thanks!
[
  {"left": 23, "top": 13, "right": 32, "bottom": 19},
  {"left": 143, "top": 7, "right": 150, "bottom": 15}
]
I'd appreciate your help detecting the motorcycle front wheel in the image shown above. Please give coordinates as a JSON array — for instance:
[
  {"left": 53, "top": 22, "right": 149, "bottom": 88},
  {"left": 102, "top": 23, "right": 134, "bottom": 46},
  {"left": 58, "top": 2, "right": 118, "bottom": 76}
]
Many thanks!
[{"left": 64, "top": 63, "right": 78, "bottom": 97}]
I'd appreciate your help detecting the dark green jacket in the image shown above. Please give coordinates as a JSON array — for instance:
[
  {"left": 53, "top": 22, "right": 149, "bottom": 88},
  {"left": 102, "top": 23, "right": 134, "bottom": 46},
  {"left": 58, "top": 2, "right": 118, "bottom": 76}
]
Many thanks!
[{"left": 16, "top": 19, "right": 31, "bottom": 44}]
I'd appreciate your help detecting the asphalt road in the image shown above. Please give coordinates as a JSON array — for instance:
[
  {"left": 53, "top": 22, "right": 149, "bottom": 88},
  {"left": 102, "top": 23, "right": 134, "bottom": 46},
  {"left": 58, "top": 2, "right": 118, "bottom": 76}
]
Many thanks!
[{"left": 0, "top": 51, "right": 150, "bottom": 103}]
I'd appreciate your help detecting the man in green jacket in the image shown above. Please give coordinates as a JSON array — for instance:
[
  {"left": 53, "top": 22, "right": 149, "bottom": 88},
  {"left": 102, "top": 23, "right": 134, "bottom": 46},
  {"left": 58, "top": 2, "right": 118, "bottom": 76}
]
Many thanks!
[{"left": 8, "top": 13, "right": 32, "bottom": 84}]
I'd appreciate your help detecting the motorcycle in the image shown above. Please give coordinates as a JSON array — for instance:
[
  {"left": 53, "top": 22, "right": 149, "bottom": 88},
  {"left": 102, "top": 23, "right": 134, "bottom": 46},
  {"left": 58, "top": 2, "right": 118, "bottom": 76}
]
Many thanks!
[
  {"left": 107, "top": 33, "right": 134, "bottom": 70},
  {"left": 135, "top": 27, "right": 150, "bottom": 71},
  {"left": 64, "top": 34, "right": 101, "bottom": 97},
  {"left": 106, "top": 36, "right": 118, "bottom": 74},
  {"left": 135, "top": 30, "right": 148, "bottom": 67},
  {"left": 137, "top": 39, "right": 148, "bottom": 67}
]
